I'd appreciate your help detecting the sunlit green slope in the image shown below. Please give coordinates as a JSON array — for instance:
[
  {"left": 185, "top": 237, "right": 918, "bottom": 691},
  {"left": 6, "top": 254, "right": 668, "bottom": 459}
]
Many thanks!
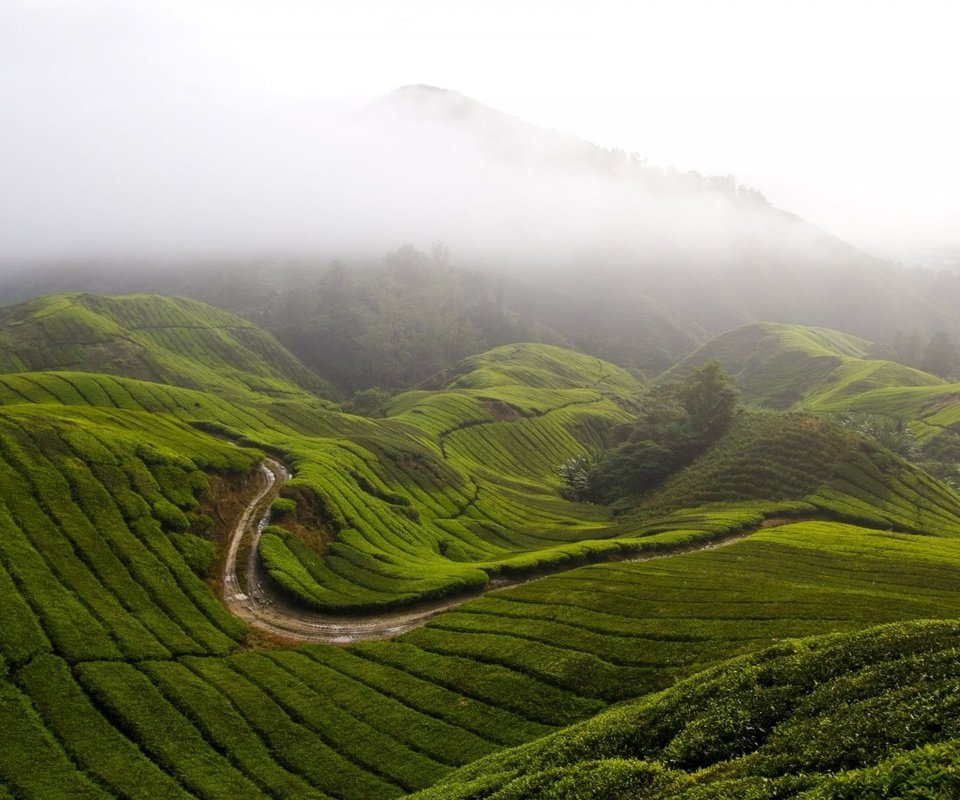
[
  {"left": 0, "top": 369, "right": 345, "bottom": 439},
  {"left": 256, "top": 343, "right": 647, "bottom": 611},
  {"left": 664, "top": 321, "right": 944, "bottom": 408},
  {"left": 0, "top": 292, "right": 332, "bottom": 399},
  {"left": 412, "top": 619, "right": 960, "bottom": 799}
]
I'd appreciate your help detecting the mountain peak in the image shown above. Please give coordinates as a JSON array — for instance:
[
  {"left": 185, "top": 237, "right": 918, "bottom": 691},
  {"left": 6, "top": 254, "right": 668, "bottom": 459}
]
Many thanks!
[{"left": 372, "top": 84, "right": 507, "bottom": 124}]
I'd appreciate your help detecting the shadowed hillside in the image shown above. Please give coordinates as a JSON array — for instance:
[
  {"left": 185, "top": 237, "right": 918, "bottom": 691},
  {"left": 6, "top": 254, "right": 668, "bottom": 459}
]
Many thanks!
[{"left": 662, "top": 322, "right": 945, "bottom": 408}]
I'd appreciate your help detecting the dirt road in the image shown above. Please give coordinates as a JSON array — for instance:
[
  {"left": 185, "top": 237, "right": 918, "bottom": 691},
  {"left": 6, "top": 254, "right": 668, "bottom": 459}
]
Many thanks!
[{"left": 222, "top": 459, "right": 802, "bottom": 644}]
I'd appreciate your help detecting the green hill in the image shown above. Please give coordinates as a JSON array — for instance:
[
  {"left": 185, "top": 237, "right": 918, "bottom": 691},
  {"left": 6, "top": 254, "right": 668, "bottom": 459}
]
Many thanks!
[
  {"left": 412, "top": 619, "right": 960, "bottom": 799},
  {"left": 664, "top": 322, "right": 960, "bottom": 480},
  {"left": 0, "top": 293, "right": 332, "bottom": 399},
  {"left": 257, "top": 343, "right": 645, "bottom": 612},
  {"left": 4, "top": 308, "right": 960, "bottom": 797},
  {"left": 434, "top": 342, "right": 642, "bottom": 393},
  {"left": 664, "top": 322, "right": 943, "bottom": 409}
]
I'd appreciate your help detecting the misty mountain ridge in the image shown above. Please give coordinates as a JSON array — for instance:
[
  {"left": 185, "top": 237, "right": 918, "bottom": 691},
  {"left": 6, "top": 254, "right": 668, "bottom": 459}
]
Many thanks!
[
  {"left": 5, "top": 85, "right": 960, "bottom": 389},
  {"left": 370, "top": 84, "right": 770, "bottom": 200}
]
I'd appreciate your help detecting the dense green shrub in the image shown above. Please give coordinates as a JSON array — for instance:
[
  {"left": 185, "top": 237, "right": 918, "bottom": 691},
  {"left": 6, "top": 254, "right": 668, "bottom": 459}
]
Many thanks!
[
  {"left": 151, "top": 497, "right": 189, "bottom": 532},
  {"left": 270, "top": 497, "right": 297, "bottom": 515},
  {"left": 169, "top": 532, "right": 216, "bottom": 576}
]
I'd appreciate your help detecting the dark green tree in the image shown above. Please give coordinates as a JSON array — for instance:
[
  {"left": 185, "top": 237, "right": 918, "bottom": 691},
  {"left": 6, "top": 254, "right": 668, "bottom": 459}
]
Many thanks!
[{"left": 681, "top": 360, "right": 740, "bottom": 446}]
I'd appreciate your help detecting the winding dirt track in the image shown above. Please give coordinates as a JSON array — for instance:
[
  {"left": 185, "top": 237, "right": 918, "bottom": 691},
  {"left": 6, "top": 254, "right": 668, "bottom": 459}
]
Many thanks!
[{"left": 222, "top": 459, "right": 794, "bottom": 644}]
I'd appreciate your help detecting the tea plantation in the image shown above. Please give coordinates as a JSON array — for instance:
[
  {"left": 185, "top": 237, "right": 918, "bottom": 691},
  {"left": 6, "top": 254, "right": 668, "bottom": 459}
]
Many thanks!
[{"left": 3, "top": 294, "right": 960, "bottom": 798}]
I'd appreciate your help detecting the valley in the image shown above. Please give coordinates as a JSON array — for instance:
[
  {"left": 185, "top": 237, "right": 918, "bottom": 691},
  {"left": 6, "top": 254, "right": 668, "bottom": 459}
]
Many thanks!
[
  {"left": 5, "top": 3, "right": 960, "bottom": 793},
  {"left": 2, "top": 293, "right": 960, "bottom": 797}
]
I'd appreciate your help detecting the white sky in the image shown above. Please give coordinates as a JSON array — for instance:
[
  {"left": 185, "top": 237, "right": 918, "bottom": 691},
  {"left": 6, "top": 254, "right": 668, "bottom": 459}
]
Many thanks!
[{"left": 2, "top": 0, "right": 959, "bottom": 264}]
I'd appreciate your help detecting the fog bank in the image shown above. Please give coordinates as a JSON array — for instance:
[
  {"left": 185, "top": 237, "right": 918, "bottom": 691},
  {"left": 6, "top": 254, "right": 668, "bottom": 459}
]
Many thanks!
[{"left": 3, "top": 0, "right": 958, "bottom": 271}]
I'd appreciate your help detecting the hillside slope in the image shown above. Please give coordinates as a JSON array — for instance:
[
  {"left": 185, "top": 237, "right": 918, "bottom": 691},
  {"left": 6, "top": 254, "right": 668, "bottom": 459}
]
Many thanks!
[
  {"left": 4, "top": 314, "right": 960, "bottom": 797},
  {"left": 0, "top": 293, "right": 332, "bottom": 398},
  {"left": 665, "top": 321, "right": 945, "bottom": 408},
  {"left": 413, "top": 620, "right": 960, "bottom": 799}
]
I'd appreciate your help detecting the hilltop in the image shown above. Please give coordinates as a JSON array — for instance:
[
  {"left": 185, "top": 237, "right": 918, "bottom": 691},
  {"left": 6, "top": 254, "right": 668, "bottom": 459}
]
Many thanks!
[{"left": 664, "top": 321, "right": 944, "bottom": 408}]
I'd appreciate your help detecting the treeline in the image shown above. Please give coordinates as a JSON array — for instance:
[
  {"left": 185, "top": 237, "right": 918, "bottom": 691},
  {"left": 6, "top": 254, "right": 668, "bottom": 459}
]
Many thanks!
[
  {"left": 874, "top": 329, "right": 960, "bottom": 379},
  {"left": 9, "top": 239, "right": 960, "bottom": 397},
  {"left": 260, "top": 245, "right": 534, "bottom": 392},
  {"left": 255, "top": 247, "right": 702, "bottom": 394}
]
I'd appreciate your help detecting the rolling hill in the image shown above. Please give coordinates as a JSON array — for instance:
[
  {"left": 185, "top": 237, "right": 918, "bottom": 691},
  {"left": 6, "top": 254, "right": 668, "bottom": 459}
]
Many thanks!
[
  {"left": 664, "top": 320, "right": 960, "bottom": 471},
  {"left": 0, "top": 292, "right": 332, "bottom": 399},
  {"left": 663, "top": 321, "right": 944, "bottom": 408},
  {"left": 8, "top": 87, "right": 960, "bottom": 392},
  {"left": 4, "top": 294, "right": 960, "bottom": 797}
]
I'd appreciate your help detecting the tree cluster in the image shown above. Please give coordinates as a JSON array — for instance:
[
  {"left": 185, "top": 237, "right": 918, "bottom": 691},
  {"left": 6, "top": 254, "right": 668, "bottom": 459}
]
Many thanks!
[
  {"left": 562, "top": 361, "right": 739, "bottom": 504},
  {"left": 878, "top": 330, "right": 960, "bottom": 379},
  {"left": 264, "top": 245, "right": 529, "bottom": 392}
]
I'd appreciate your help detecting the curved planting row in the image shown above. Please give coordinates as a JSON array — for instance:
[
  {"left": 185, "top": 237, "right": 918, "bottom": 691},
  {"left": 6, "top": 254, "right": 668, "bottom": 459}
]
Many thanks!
[
  {"left": 0, "top": 406, "right": 257, "bottom": 666},
  {"left": 411, "top": 618, "right": 960, "bottom": 799},
  {"left": 0, "top": 293, "right": 330, "bottom": 398},
  {"left": 10, "top": 512, "right": 960, "bottom": 798},
  {"left": 0, "top": 370, "right": 348, "bottom": 443},
  {"left": 255, "top": 350, "right": 647, "bottom": 611},
  {"left": 809, "top": 441, "right": 960, "bottom": 534}
]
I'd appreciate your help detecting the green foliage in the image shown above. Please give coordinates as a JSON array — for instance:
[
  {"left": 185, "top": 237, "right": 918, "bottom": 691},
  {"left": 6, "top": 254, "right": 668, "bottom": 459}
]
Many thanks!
[
  {"left": 347, "top": 387, "right": 393, "bottom": 417},
  {"left": 269, "top": 496, "right": 297, "bottom": 515},
  {"left": 75, "top": 661, "right": 264, "bottom": 798},
  {"left": 15, "top": 655, "right": 193, "bottom": 799},
  {"left": 152, "top": 497, "right": 189, "bottom": 531},
  {"left": 169, "top": 532, "right": 216, "bottom": 576},
  {"left": 0, "top": 681, "right": 110, "bottom": 799},
  {"left": 829, "top": 410, "right": 919, "bottom": 459},
  {"left": 556, "top": 454, "right": 594, "bottom": 500},
  {"left": 580, "top": 360, "right": 739, "bottom": 503},
  {"left": 922, "top": 331, "right": 960, "bottom": 379},
  {"left": 411, "top": 621, "right": 960, "bottom": 799},
  {"left": 680, "top": 360, "right": 739, "bottom": 440},
  {"left": 586, "top": 439, "right": 676, "bottom": 502}
]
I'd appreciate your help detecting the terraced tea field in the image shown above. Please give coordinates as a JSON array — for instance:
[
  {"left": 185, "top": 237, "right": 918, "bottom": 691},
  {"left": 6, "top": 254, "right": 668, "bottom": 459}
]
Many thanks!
[{"left": 4, "top": 293, "right": 960, "bottom": 798}]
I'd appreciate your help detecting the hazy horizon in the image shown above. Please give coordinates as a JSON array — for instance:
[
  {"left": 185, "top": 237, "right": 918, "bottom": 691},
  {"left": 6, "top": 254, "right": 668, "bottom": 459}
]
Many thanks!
[{"left": 2, "top": 0, "right": 959, "bottom": 269}]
